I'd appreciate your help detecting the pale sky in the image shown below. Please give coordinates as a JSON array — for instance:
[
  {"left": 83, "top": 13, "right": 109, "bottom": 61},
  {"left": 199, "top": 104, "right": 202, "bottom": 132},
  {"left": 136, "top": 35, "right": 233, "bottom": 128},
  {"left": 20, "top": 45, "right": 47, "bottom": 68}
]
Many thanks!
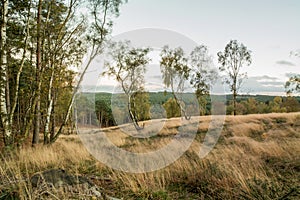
[{"left": 83, "top": 0, "right": 300, "bottom": 95}]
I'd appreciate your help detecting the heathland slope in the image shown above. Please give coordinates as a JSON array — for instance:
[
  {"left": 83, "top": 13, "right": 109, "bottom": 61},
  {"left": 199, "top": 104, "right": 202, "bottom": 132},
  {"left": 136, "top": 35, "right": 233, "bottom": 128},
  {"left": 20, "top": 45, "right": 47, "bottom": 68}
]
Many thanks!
[{"left": 1, "top": 112, "right": 300, "bottom": 199}]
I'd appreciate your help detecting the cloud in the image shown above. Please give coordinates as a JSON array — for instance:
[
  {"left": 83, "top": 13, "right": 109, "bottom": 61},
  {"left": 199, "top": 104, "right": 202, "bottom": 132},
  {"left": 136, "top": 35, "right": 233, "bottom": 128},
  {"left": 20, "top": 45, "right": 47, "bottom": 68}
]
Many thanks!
[
  {"left": 276, "top": 60, "right": 295, "bottom": 66},
  {"left": 259, "top": 81, "right": 284, "bottom": 86},
  {"left": 251, "top": 75, "right": 279, "bottom": 81},
  {"left": 207, "top": 75, "right": 286, "bottom": 95},
  {"left": 241, "top": 76, "right": 285, "bottom": 94}
]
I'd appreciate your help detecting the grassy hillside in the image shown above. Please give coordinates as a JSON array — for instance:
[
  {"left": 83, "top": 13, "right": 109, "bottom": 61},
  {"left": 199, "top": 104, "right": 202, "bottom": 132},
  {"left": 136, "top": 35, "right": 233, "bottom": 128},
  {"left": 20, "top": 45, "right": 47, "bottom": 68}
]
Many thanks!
[{"left": 1, "top": 112, "right": 300, "bottom": 199}]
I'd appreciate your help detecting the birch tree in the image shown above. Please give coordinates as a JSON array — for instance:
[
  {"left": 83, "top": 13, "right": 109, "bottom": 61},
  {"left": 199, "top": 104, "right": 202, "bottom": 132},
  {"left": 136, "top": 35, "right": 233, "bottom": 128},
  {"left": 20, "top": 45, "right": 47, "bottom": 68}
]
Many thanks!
[
  {"left": 40, "top": 0, "right": 85, "bottom": 144},
  {"left": 102, "top": 41, "right": 150, "bottom": 130},
  {"left": 0, "top": 0, "right": 32, "bottom": 146},
  {"left": 0, "top": 0, "right": 125, "bottom": 146},
  {"left": 0, "top": 0, "right": 12, "bottom": 145},
  {"left": 217, "top": 40, "right": 252, "bottom": 116},
  {"left": 190, "top": 45, "right": 217, "bottom": 115},
  {"left": 160, "top": 46, "right": 191, "bottom": 120},
  {"left": 51, "top": 0, "right": 125, "bottom": 143}
]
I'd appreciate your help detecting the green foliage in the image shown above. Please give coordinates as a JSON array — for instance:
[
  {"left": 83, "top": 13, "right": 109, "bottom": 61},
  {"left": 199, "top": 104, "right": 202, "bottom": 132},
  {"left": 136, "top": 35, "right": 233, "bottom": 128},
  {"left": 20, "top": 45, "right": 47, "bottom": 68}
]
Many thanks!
[
  {"left": 74, "top": 94, "right": 95, "bottom": 126},
  {"left": 131, "top": 91, "right": 151, "bottom": 121},
  {"left": 86, "top": 0, "right": 125, "bottom": 45},
  {"left": 163, "top": 98, "right": 181, "bottom": 118},
  {"left": 225, "top": 95, "right": 300, "bottom": 115},
  {"left": 217, "top": 40, "right": 252, "bottom": 84},
  {"left": 285, "top": 75, "right": 300, "bottom": 94},
  {"left": 150, "top": 190, "right": 170, "bottom": 200},
  {"left": 256, "top": 102, "right": 270, "bottom": 114},
  {"left": 103, "top": 41, "right": 150, "bottom": 94},
  {"left": 160, "top": 46, "right": 190, "bottom": 91},
  {"left": 197, "top": 96, "right": 208, "bottom": 115},
  {"left": 285, "top": 51, "right": 299, "bottom": 95},
  {"left": 102, "top": 41, "right": 151, "bottom": 129},
  {"left": 0, "top": 0, "right": 127, "bottom": 146},
  {"left": 160, "top": 46, "right": 192, "bottom": 119},
  {"left": 93, "top": 93, "right": 300, "bottom": 126},
  {"left": 218, "top": 40, "right": 252, "bottom": 115},
  {"left": 269, "top": 96, "right": 286, "bottom": 113},
  {"left": 95, "top": 99, "right": 115, "bottom": 127},
  {"left": 190, "top": 45, "right": 218, "bottom": 98},
  {"left": 281, "top": 96, "right": 300, "bottom": 112}
]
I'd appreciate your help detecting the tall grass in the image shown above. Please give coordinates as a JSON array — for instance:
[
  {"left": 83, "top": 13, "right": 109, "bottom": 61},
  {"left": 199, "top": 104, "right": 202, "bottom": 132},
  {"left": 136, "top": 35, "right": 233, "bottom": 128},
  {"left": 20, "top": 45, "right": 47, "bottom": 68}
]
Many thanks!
[{"left": 1, "top": 112, "right": 300, "bottom": 199}]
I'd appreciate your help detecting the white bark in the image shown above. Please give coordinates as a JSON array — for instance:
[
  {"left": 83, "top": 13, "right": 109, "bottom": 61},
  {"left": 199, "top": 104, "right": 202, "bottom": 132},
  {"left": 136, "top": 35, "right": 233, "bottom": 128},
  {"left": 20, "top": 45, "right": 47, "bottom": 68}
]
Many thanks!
[
  {"left": 44, "top": 66, "right": 55, "bottom": 143},
  {"left": 0, "top": 0, "right": 12, "bottom": 143}
]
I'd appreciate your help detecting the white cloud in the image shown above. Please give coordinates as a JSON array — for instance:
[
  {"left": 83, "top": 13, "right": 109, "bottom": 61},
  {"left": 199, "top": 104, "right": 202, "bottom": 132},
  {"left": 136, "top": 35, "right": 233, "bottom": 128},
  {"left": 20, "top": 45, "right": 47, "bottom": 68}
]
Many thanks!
[
  {"left": 242, "top": 76, "right": 285, "bottom": 94},
  {"left": 276, "top": 60, "right": 295, "bottom": 66}
]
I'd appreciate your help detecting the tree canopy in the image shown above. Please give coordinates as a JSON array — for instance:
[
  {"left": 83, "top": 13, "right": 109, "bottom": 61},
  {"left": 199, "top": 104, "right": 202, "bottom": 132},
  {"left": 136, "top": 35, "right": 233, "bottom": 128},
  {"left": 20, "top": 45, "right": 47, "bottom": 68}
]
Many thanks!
[
  {"left": 102, "top": 41, "right": 151, "bottom": 129},
  {"left": 217, "top": 40, "right": 252, "bottom": 115}
]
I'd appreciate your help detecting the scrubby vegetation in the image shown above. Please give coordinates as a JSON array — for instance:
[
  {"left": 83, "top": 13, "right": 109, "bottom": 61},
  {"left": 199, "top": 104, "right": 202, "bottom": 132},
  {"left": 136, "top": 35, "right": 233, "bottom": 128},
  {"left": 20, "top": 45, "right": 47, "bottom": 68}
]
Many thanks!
[
  {"left": 1, "top": 112, "right": 299, "bottom": 199},
  {"left": 81, "top": 92, "right": 300, "bottom": 127}
]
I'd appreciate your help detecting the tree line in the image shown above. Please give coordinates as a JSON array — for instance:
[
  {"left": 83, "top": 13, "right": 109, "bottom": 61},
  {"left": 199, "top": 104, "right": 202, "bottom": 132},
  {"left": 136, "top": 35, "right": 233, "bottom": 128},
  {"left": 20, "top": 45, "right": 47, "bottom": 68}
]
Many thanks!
[
  {"left": 73, "top": 92, "right": 300, "bottom": 128},
  {"left": 95, "top": 39, "right": 299, "bottom": 129},
  {"left": 0, "top": 0, "right": 125, "bottom": 148}
]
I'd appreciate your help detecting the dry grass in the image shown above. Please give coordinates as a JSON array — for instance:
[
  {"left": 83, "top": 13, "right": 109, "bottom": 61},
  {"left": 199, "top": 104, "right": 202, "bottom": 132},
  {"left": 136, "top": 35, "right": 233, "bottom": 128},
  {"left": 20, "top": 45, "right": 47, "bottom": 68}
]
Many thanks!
[{"left": 1, "top": 112, "right": 300, "bottom": 199}]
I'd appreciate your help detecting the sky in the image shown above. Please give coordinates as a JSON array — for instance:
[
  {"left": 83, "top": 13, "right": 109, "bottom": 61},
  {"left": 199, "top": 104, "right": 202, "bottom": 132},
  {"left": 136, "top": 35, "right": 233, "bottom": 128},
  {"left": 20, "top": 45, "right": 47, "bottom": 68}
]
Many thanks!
[{"left": 83, "top": 0, "right": 300, "bottom": 95}]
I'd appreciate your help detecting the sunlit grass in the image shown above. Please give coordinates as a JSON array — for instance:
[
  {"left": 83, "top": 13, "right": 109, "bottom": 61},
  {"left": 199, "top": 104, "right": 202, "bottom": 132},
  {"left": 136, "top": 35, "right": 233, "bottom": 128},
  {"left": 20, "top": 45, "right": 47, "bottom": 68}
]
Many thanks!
[{"left": 1, "top": 112, "right": 300, "bottom": 199}]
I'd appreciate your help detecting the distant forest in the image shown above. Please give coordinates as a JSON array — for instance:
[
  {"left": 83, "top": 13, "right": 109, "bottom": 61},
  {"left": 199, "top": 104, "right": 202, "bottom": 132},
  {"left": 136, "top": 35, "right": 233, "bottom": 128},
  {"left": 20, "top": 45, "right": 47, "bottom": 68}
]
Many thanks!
[{"left": 75, "top": 92, "right": 300, "bottom": 128}]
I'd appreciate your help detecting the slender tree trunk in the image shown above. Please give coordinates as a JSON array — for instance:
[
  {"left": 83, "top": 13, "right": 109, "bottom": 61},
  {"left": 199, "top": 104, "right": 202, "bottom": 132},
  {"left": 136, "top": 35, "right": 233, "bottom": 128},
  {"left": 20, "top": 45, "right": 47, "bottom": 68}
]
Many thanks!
[
  {"left": 233, "top": 91, "right": 237, "bottom": 116},
  {"left": 233, "top": 79, "right": 237, "bottom": 116},
  {"left": 24, "top": 96, "right": 36, "bottom": 138},
  {"left": 5, "top": 71, "right": 10, "bottom": 114},
  {"left": 44, "top": 97, "right": 53, "bottom": 143},
  {"left": 50, "top": 90, "right": 56, "bottom": 141},
  {"left": 0, "top": 0, "right": 13, "bottom": 146},
  {"left": 32, "top": 0, "right": 43, "bottom": 146},
  {"left": 100, "top": 112, "right": 103, "bottom": 127},
  {"left": 44, "top": 63, "right": 54, "bottom": 144},
  {"left": 24, "top": 43, "right": 36, "bottom": 138},
  {"left": 33, "top": 81, "right": 41, "bottom": 146},
  {"left": 170, "top": 81, "right": 190, "bottom": 120},
  {"left": 127, "top": 95, "right": 142, "bottom": 130}
]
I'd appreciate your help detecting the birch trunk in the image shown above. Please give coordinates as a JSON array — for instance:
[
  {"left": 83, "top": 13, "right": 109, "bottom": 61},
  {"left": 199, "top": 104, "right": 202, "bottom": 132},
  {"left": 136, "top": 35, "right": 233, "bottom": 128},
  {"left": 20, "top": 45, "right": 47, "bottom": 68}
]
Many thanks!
[
  {"left": 0, "top": 0, "right": 12, "bottom": 145},
  {"left": 44, "top": 66, "right": 55, "bottom": 144}
]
